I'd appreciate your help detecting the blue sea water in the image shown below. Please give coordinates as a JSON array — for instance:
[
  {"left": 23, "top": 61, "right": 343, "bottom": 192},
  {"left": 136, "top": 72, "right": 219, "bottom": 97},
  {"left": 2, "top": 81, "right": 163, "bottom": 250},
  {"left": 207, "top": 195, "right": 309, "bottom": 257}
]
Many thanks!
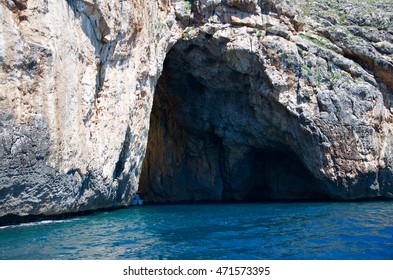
[{"left": 0, "top": 202, "right": 393, "bottom": 260}]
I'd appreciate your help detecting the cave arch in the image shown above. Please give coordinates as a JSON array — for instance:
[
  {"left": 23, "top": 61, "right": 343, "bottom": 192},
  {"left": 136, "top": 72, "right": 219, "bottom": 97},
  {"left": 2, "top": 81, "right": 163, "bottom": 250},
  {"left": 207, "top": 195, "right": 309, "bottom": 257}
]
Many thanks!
[{"left": 139, "top": 31, "right": 330, "bottom": 203}]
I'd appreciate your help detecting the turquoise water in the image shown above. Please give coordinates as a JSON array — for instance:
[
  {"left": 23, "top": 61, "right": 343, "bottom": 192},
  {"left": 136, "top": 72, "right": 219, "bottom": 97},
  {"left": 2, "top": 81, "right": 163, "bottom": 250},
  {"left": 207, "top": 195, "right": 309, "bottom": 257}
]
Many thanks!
[{"left": 0, "top": 202, "right": 393, "bottom": 259}]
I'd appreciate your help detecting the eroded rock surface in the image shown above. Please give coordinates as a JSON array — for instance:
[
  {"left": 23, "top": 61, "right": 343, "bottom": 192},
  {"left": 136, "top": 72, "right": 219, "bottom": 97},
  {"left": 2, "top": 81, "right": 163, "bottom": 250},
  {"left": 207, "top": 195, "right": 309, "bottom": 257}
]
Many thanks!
[
  {"left": 0, "top": 0, "right": 180, "bottom": 223},
  {"left": 141, "top": 0, "right": 393, "bottom": 202}
]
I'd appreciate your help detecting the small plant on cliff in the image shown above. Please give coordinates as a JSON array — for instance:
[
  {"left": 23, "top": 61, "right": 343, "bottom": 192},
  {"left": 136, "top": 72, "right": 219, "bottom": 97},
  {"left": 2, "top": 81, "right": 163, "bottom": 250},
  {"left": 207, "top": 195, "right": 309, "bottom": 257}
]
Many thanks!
[
  {"left": 183, "top": 0, "right": 192, "bottom": 11},
  {"left": 317, "top": 73, "right": 322, "bottom": 87},
  {"left": 297, "top": 46, "right": 305, "bottom": 56},
  {"left": 183, "top": 26, "right": 195, "bottom": 39},
  {"left": 155, "top": 19, "right": 166, "bottom": 29},
  {"left": 300, "top": 34, "right": 329, "bottom": 49},
  {"left": 302, "top": 65, "right": 315, "bottom": 76},
  {"left": 329, "top": 72, "right": 341, "bottom": 83},
  {"left": 338, "top": 12, "right": 347, "bottom": 24},
  {"left": 300, "top": 0, "right": 312, "bottom": 16}
]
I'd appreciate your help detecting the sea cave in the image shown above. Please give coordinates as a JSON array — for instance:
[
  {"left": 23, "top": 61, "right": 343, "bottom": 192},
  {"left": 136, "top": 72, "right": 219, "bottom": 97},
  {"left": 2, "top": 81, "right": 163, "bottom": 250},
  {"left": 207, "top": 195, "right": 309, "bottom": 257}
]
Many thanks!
[{"left": 140, "top": 33, "right": 330, "bottom": 203}]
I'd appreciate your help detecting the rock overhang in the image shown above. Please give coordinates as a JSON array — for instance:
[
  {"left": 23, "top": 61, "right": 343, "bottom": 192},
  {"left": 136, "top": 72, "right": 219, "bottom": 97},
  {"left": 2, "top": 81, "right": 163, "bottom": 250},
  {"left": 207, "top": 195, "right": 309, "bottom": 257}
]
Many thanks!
[
  {"left": 140, "top": 0, "right": 393, "bottom": 202},
  {"left": 140, "top": 27, "right": 335, "bottom": 202}
]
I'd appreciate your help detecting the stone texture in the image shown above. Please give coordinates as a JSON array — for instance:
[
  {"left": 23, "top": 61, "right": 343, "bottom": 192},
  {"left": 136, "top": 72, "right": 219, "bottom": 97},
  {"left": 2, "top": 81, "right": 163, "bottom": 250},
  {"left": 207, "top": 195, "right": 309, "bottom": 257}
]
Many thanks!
[
  {"left": 174, "top": 0, "right": 192, "bottom": 23},
  {"left": 0, "top": 0, "right": 181, "bottom": 223},
  {"left": 226, "top": 0, "right": 258, "bottom": 13}
]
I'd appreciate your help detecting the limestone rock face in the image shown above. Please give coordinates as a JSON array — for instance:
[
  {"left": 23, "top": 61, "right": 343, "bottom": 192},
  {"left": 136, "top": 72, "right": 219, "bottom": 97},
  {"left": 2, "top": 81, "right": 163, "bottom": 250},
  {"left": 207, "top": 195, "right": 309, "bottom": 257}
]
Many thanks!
[
  {"left": 0, "top": 0, "right": 180, "bottom": 222},
  {"left": 140, "top": 0, "right": 393, "bottom": 202}
]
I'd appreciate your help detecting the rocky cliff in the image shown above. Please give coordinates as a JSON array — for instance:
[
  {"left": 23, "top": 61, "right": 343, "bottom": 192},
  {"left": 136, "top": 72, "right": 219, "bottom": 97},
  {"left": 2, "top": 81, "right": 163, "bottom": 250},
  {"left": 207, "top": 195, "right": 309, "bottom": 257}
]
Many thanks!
[
  {"left": 140, "top": 0, "right": 393, "bottom": 202},
  {"left": 1, "top": 0, "right": 393, "bottom": 224},
  {"left": 0, "top": 0, "right": 180, "bottom": 224}
]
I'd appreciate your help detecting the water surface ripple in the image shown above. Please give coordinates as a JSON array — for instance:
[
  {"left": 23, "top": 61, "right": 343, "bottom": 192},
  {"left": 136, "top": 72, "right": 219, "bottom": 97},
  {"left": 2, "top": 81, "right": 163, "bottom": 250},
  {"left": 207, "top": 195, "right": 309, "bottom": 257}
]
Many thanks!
[{"left": 1, "top": 202, "right": 393, "bottom": 259}]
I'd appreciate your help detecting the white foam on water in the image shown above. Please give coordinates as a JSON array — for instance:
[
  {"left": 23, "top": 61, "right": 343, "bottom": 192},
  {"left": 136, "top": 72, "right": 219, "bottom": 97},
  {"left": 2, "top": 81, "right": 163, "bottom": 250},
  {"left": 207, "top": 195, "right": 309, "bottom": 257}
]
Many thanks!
[{"left": 0, "top": 219, "right": 79, "bottom": 230}]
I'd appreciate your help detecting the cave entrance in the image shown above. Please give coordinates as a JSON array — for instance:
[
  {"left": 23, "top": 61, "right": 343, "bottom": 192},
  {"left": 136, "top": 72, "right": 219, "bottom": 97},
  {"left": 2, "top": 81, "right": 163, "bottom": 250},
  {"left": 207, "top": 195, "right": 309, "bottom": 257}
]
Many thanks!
[
  {"left": 226, "top": 149, "right": 325, "bottom": 202},
  {"left": 139, "top": 32, "right": 327, "bottom": 203}
]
